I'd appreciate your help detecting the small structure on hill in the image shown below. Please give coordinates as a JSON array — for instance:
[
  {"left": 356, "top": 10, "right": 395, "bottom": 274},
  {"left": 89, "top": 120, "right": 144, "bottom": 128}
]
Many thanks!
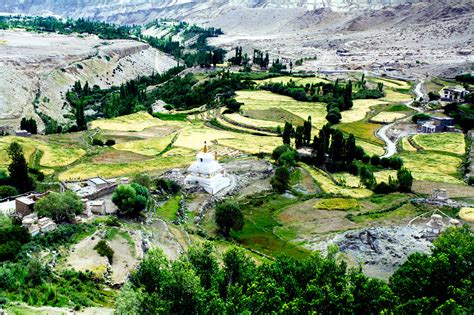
[
  {"left": 440, "top": 87, "right": 469, "bottom": 102},
  {"left": 417, "top": 117, "right": 455, "bottom": 133},
  {"left": 185, "top": 142, "right": 230, "bottom": 194},
  {"left": 15, "top": 192, "right": 48, "bottom": 217},
  {"left": 22, "top": 213, "right": 57, "bottom": 236},
  {"left": 15, "top": 130, "right": 31, "bottom": 137},
  {"left": 61, "top": 177, "right": 119, "bottom": 199}
]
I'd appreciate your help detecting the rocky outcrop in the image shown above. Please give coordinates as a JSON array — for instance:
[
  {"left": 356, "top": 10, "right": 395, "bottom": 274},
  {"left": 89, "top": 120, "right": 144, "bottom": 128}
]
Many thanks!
[{"left": 0, "top": 0, "right": 463, "bottom": 24}]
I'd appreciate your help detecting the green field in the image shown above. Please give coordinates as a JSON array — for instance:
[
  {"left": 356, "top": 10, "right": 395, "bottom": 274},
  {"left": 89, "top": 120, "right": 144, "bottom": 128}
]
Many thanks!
[
  {"left": 236, "top": 90, "right": 328, "bottom": 129},
  {"left": 400, "top": 151, "right": 463, "bottom": 184},
  {"left": 336, "top": 121, "right": 384, "bottom": 145},
  {"left": 411, "top": 133, "right": 465, "bottom": 155}
]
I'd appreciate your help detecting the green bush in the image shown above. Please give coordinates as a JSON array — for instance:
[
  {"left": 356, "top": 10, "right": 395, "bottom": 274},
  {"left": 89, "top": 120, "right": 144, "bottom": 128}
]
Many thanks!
[
  {"left": 94, "top": 240, "right": 114, "bottom": 263},
  {"left": 92, "top": 138, "right": 104, "bottom": 146},
  {"left": 34, "top": 191, "right": 83, "bottom": 223},
  {"left": 105, "top": 139, "right": 116, "bottom": 146},
  {"left": 0, "top": 185, "right": 19, "bottom": 198}
]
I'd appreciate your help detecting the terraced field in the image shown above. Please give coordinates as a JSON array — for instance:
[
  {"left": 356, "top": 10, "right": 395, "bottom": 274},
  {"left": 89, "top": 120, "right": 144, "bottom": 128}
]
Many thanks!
[
  {"left": 371, "top": 112, "right": 406, "bottom": 123},
  {"left": 341, "top": 99, "right": 388, "bottom": 123},
  {"left": 236, "top": 91, "right": 327, "bottom": 129},
  {"left": 411, "top": 133, "right": 465, "bottom": 155},
  {"left": 254, "top": 75, "right": 330, "bottom": 86},
  {"left": 0, "top": 136, "right": 85, "bottom": 168}
]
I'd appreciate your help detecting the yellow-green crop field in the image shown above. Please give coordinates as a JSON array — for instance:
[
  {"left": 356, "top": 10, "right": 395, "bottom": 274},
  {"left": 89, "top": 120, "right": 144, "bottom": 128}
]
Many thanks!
[
  {"left": 236, "top": 91, "right": 327, "bottom": 130},
  {"left": 341, "top": 99, "right": 388, "bottom": 123},
  {"left": 58, "top": 153, "right": 194, "bottom": 181},
  {"left": 303, "top": 164, "right": 373, "bottom": 198},
  {"left": 0, "top": 136, "right": 85, "bottom": 168},
  {"left": 370, "top": 112, "right": 406, "bottom": 123},
  {"left": 315, "top": 198, "right": 359, "bottom": 211},
  {"left": 254, "top": 76, "right": 329, "bottom": 86},
  {"left": 370, "top": 78, "right": 411, "bottom": 90},
  {"left": 381, "top": 90, "right": 412, "bottom": 103},
  {"left": 401, "top": 137, "right": 417, "bottom": 152},
  {"left": 400, "top": 151, "right": 463, "bottom": 184},
  {"left": 411, "top": 133, "right": 465, "bottom": 155},
  {"left": 224, "top": 113, "right": 282, "bottom": 129},
  {"left": 113, "top": 133, "right": 175, "bottom": 156},
  {"left": 336, "top": 121, "right": 384, "bottom": 145},
  {"left": 90, "top": 112, "right": 168, "bottom": 131},
  {"left": 357, "top": 140, "right": 385, "bottom": 156},
  {"left": 334, "top": 170, "right": 398, "bottom": 188}
]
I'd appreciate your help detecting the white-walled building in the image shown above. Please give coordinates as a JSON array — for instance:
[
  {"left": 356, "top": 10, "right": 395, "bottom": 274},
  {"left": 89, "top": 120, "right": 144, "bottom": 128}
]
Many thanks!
[{"left": 185, "top": 142, "right": 230, "bottom": 194}]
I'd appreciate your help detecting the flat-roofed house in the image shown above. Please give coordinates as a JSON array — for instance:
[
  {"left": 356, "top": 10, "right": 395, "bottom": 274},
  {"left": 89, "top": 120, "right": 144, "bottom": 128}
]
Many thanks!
[
  {"left": 15, "top": 196, "right": 36, "bottom": 216},
  {"left": 441, "top": 87, "right": 469, "bottom": 102},
  {"left": 87, "top": 177, "right": 109, "bottom": 190}
]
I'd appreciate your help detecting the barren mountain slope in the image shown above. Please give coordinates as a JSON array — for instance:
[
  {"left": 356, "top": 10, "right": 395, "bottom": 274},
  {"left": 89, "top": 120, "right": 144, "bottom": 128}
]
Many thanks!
[
  {"left": 0, "top": 30, "right": 175, "bottom": 131},
  {"left": 207, "top": 2, "right": 473, "bottom": 77},
  {"left": 0, "top": 0, "right": 447, "bottom": 24}
]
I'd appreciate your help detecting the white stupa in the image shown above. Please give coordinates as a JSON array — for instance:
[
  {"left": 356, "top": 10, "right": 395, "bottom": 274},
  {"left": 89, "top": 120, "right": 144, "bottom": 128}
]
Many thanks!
[{"left": 185, "top": 142, "right": 231, "bottom": 194}]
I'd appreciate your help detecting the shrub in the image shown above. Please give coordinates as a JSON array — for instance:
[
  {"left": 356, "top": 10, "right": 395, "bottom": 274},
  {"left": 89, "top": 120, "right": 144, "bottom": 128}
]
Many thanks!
[
  {"left": 112, "top": 183, "right": 149, "bottom": 216},
  {"left": 214, "top": 201, "right": 244, "bottom": 237},
  {"left": 94, "top": 240, "right": 114, "bottom": 263},
  {"left": 271, "top": 166, "right": 291, "bottom": 193},
  {"left": 34, "top": 191, "right": 83, "bottom": 223},
  {"left": 361, "top": 154, "right": 371, "bottom": 164},
  {"left": 370, "top": 155, "right": 380, "bottom": 166},
  {"left": 105, "top": 139, "right": 116, "bottom": 146},
  {"left": 0, "top": 185, "right": 19, "bottom": 198},
  {"left": 92, "top": 138, "right": 104, "bottom": 146},
  {"left": 412, "top": 113, "right": 431, "bottom": 123},
  {"left": 468, "top": 176, "right": 474, "bottom": 186},
  {"left": 380, "top": 157, "right": 390, "bottom": 168}
]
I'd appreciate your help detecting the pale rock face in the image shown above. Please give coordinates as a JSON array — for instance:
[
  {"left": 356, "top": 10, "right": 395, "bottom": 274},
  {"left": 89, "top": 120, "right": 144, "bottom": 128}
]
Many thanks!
[{"left": 0, "top": 0, "right": 446, "bottom": 23}]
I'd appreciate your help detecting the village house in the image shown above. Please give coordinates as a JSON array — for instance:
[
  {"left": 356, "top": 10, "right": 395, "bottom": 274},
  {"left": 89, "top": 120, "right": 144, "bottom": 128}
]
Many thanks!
[
  {"left": 14, "top": 130, "right": 31, "bottom": 137},
  {"left": 15, "top": 192, "right": 49, "bottom": 217},
  {"left": 417, "top": 117, "right": 455, "bottom": 133},
  {"left": 440, "top": 87, "right": 469, "bottom": 102}
]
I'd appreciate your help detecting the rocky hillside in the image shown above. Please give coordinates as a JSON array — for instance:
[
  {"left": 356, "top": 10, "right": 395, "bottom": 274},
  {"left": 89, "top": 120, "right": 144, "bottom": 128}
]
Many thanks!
[
  {"left": 0, "top": 0, "right": 455, "bottom": 23},
  {"left": 0, "top": 30, "right": 175, "bottom": 132}
]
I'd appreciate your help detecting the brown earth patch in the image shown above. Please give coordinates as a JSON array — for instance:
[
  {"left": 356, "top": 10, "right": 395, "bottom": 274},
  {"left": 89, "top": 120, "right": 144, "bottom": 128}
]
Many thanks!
[{"left": 92, "top": 150, "right": 152, "bottom": 164}]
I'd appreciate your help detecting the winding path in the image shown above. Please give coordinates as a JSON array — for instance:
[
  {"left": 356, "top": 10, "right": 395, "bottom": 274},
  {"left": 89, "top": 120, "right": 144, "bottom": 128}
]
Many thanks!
[{"left": 376, "top": 80, "right": 425, "bottom": 158}]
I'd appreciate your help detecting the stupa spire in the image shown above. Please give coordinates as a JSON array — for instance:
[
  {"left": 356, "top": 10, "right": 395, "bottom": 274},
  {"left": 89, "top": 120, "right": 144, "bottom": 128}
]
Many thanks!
[{"left": 203, "top": 141, "right": 208, "bottom": 153}]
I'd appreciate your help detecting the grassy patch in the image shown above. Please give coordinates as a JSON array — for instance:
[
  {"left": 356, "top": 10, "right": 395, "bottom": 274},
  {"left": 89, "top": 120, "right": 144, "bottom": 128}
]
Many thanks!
[
  {"left": 336, "top": 121, "right": 384, "bottom": 145},
  {"left": 400, "top": 151, "right": 463, "bottom": 184},
  {"left": 236, "top": 90, "right": 327, "bottom": 130},
  {"left": 411, "top": 133, "right": 466, "bottom": 155},
  {"left": 156, "top": 195, "right": 181, "bottom": 221},
  {"left": 113, "top": 133, "right": 175, "bottom": 156},
  {"left": 385, "top": 104, "right": 411, "bottom": 112},
  {"left": 153, "top": 112, "right": 188, "bottom": 121},
  {"left": 315, "top": 198, "right": 359, "bottom": 211},
  {"left": 233, "top": 193, "right": 309, "bottom": 259},
  {"left": 224, "top": 113, "right": 282, "bottom": 129},
  {"left": 341, "top": 99, "right": 388, "bottom": 123},
  {"left": 90, "top": 112, "right": 162, "bottom": 131},
  {"left": 350, "top": 202, "right": 417, "bottom": 223},
  {"left": 302, "top": 164, "right": 373, "bottom": 198},
  {"left": 381, "top": 89, "right": 412, "bottom": 103},
  {"left": 105, "top": 227, "right": 136, "bottom": 258},
  {"left": 371, "top": 112, "right": 406, "bottom": 123},
  {"left": 0, "top": 136, "right": 85, "bottom": 168}
]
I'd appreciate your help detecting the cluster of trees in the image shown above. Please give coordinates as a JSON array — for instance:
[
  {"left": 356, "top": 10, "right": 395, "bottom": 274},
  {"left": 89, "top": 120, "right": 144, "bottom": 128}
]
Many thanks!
[
  {"left": 359, "top": 166, "right": 413, "bottom": 192},
  {"left": 34, "top": 191, "right": 83, "bottom": 223},
  {"left": 444, "top": 102, "right": 474, "bottom": 132},
  {"left": 261, "top": 79, "right": 362, "bottom": 124},
  {"left": 155, "top": 178, "right": 181, "bottom": 195},
  {"left": 214, "top": 201, "right": 244, "bottom": 236},
  {"left": 20, "top": 118, "right": 37, "bottom": 134},
  {"left": 116, "top": 226, "right": 473, "bottom": 314},
  {"left": 269, "top": 59, "right": 288, "bottom": 74},
  {"left": 112, "top": 183, "right": 150, "bottom": 217},
  {"left": 0, "top": 16, "right": 134, "bottom": 39},
  {"left": 229, "top": 46, "right": 249, "bottom": 66},
  {"left": 151, "top": 71, "right": 254, "bottom": 110},
  {"left": 5, "top": 142, "right": 34, "bottom": 193},
  {"left": 253, "top": 49, "right": 270, "bottom": 69},
  {"left": 275, "top": 121, "right": 411, "bottom": 193},
  {"left": 64, "top": 67, "right": 184, "bottom": 125},
  {"left": 0, "top": 222, "right": 108, "bottom": 308},
  {"left": 455, "top": 73, "right": 474, "bottom": 84}
]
